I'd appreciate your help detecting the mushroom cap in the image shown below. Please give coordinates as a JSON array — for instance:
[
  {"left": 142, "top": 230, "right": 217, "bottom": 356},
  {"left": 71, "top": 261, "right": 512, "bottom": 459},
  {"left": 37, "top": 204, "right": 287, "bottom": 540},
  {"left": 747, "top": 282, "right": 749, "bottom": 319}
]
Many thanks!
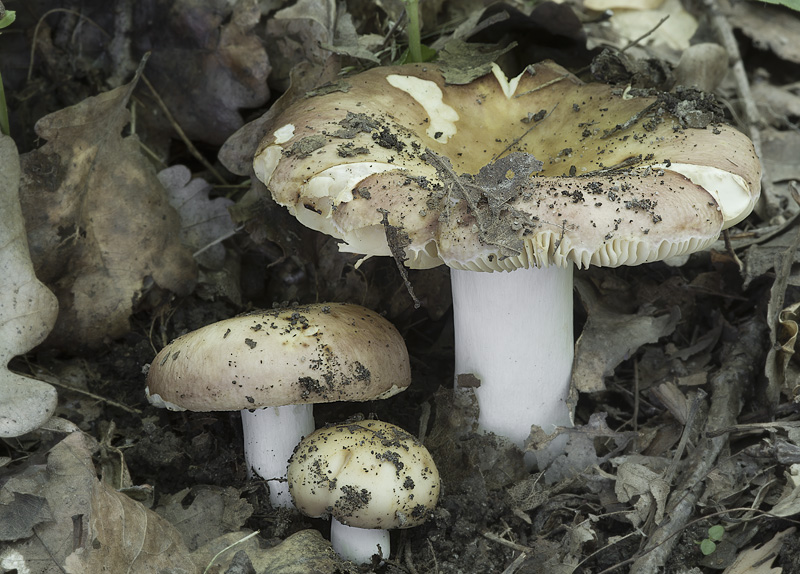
[
  {"left": 254, "top": 61, "right": 761, "bottom": 272},
  {"left": 287, "top": 420, "right": 440, "bottom": 529},
  {"left": 145, "top": 303, "right": 411, "bottom": 412}
]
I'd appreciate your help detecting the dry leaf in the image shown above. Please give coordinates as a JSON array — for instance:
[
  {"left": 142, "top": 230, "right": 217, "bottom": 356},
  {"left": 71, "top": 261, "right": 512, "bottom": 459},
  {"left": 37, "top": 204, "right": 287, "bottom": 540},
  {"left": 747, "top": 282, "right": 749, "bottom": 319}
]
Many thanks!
[
  {"left": 722, "top": 527, "right": 795, "bottom": 574},
  {"left": 728, "top": 1, "right": 800, "bottom": 64},
  {"left": 0, "top": 493, "right": 53, "bottom": 541},
  {"left": 18, "top": 71, "right": 197, "bottom": 349},
  {"left": 573, "top": 281, "right": 680, "bottom": 393},
  {"left": 64, "top": 479, "right": 195, "bottom": 574},
  {"left": 0, "top": 134, "right": 59, "bottom": 437},
  {"left": 768, "top": 464, "right": 800, "bottom": 517},
  {"left": 588, "top": 0, "right": 697, "bottom": 54},
  {"left": 191, "top": 529, "right": 346, "bottom": 574},
  {"left": 156, "top": 486, "right": 253, "bottom": 551},
  {"left": 266, "top": 0, "right": 338, "bottom": 90},
  {"left": 611, "top": 456, "right": 670, "bottom": 527},
  {"left": 0, "top": 431, "right": 195, "bottom": 574},
  {"left": 137, "top": 0, "right": 271, "bottom": 145},
  {"left": 158, "top": 165, "right": 236, "bottom": 270}
]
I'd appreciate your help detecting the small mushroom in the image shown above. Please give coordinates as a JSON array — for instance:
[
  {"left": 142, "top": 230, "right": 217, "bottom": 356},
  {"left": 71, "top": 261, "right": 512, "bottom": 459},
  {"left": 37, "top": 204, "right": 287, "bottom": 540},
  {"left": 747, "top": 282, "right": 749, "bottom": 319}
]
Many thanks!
[
  {"left": 253, "top": 61, "right": 761, "bottom": 454},
  {"left": 145, "top": 303, "right": 411, "bottom": 506},
  {"left": 287, "top": 419, "right": 440, "bottom": 564}
]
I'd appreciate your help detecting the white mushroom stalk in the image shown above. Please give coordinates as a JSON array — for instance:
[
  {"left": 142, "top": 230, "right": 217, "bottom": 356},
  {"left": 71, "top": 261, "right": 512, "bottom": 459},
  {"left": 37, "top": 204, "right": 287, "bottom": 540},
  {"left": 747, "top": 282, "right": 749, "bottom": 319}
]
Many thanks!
[
  {"left": 240, "top": 405, "right": 314, "bottom": 506},
  {"left": 330, "top": 519, "right": 390, "bottom": 564},
  {"left": 288, "top": 420, "right": 440, "bottom": 564},
  {"left": 452, "top": 265, "right": 574, "bottom": 446}
]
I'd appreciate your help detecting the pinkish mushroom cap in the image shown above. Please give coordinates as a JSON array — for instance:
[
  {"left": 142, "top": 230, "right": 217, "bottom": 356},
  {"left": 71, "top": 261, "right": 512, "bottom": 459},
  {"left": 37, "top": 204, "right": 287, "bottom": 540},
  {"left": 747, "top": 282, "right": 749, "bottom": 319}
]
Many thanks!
[{"left": 253, "top": 61, "right": 761, "bottom": 272}]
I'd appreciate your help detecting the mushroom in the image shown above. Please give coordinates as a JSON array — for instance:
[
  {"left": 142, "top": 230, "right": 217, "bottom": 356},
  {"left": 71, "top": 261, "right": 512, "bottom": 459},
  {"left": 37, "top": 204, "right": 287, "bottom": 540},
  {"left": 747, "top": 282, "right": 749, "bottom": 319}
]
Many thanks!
[
  {"left": 253, "top": 61, "right": 761, "bottom": 452},
  {"left": 145, "top": 303, "right": 411, "bottom": 506},
  {"left": 287, "top": 419, "right": 440, "bottom": 564}
]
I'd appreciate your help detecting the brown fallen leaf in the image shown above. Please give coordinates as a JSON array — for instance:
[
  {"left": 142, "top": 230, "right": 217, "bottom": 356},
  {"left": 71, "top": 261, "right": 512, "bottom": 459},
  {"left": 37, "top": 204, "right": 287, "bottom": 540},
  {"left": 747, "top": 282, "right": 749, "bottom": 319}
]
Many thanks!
[
  {"left": 0, "top": 134, "right": 59, "bottom": 437},
  {"left": 722, "top": 527, "right": 795, "bottom": 574},
  {"left": 156, "top": 486, "right": 253, "bottom": 551},
  {"left": 191, "top": 529, "right": 348, "bottom": 574},
  {"left": 158, "top": 165, "right": 236, "bottom": 270},
  {"left": 64, "top": 477, "right": 196, "bottom": 574},
  {"left": 265, "top": 0, "right": 340, "bottom": 91},
  {"left": 572, "top": 279, "right": 680, "bottom": 394},
  {"left": 18, "top": 68, "right": 197, "bottom": 350},
  {"left": 1, "top": 431, "right": 195, "bottom": 574},
  {"left": 135, "top": 0, "right": 271, "bottom": 145}
]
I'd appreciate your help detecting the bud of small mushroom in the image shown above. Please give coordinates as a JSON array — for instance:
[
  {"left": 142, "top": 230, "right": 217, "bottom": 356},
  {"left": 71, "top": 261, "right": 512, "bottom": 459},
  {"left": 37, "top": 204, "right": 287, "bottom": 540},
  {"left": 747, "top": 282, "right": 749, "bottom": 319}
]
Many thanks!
[{"left": 287, "top": 419, "right": 440, "bottom": 564}]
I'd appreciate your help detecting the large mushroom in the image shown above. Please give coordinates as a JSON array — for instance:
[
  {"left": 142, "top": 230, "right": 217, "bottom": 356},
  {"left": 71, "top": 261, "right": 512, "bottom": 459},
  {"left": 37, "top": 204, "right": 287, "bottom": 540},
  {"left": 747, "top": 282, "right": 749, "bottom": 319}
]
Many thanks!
[
  {"left": 288, "top": 419, "right": 440, "bottom": 564},
  {"left": 252, "top": 61, "right": 761, "bottom": 451},
  {"left": 145, "top": 303, "right": 411, "bottom": 506}
]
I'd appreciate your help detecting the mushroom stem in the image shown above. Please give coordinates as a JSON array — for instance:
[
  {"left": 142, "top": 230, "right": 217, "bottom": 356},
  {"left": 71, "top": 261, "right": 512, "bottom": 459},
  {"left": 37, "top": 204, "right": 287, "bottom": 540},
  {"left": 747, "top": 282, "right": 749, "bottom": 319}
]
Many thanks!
[
  {"left": 451, "top": 266, "right": 574, "bottom": 450},
  {"left": 330, "top": 518, "right": 390, "bottom": 565},
  {"left": 241, "top": 404, "right": 314, "bottom": 507}
]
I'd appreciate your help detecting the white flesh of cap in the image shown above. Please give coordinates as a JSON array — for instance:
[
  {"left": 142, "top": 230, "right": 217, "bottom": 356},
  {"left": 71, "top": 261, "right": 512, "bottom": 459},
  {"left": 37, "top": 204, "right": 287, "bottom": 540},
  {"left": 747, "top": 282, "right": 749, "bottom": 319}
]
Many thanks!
[
  {"left": 305, "top": 162, "right": 399, "bottom": 205},
  {"left": 654, "top": 162, "right": 754, "bottom": 228},
  {"left": 273, "top": 123, "right": 295, "bottom": 144},
  {"left": 386, "top": 75, "right": 459, "bottom": 143},
  {"left": 253, "top": 124, "right": 295, "bottom": 186},
  {"left": 145, "top": 388, "right": 186, "bottom": 412},
  {"left": 490, "top": 63, "right": 526, "bottom": 99}
]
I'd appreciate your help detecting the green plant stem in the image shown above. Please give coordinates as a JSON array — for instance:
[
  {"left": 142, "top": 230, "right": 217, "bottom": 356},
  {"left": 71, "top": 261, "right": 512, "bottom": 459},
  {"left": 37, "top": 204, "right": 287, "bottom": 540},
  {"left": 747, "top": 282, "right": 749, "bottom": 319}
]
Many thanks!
[
  {"left": 0, "top": 69, "right": 8, "bottom": 136},
  {"left": 404, "top": 0, "right": 422, "bottom": 63}
]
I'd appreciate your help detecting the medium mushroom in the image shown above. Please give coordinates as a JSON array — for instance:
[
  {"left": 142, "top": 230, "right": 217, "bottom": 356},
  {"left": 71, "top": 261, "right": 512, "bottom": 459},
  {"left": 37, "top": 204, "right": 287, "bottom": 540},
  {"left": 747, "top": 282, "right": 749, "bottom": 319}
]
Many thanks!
[
  {"left": 253, "top": 61, "right": 761, "bottom": 452},
  {"left": 287, "top": 419, "right": 440, "bottom": 564},
  {"left": 145, "top": 303, "right": 411, "bottom": 506}
]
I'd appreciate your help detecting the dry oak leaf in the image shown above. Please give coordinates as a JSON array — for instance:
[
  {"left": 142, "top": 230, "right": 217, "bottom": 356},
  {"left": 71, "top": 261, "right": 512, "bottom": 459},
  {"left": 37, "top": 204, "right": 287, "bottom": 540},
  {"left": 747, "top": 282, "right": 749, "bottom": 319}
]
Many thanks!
[
  {"left": 158, "top": 165, "right": 236, "bottom": 271},
  {"left": 0, "top": 134, "right": 59, "bottom": 437},
  {"left": 64, "top": 476, "right": 195, "bottom": 574},
  {"left": 18, "top": 74, "right": 197, "bottom": 350},
  {"left": 135, "top": 0, "right": 270, "bottom": 145},
  {"left": 0, "top": 431, "right": 195, "bottom": 574}
]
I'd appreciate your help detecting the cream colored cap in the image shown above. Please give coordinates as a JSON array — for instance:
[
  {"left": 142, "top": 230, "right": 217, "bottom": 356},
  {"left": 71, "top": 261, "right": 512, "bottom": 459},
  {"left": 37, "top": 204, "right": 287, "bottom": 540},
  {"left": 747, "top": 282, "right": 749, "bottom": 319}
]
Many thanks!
[
  {"left": 254, "top": 61, "right": 761, "bottom": 272},
  {"left": 287, "top": 420, "right": 440, "bottom": 529},
  {"left": 145, "top": 303, "right": 410, "bottom": 412}
]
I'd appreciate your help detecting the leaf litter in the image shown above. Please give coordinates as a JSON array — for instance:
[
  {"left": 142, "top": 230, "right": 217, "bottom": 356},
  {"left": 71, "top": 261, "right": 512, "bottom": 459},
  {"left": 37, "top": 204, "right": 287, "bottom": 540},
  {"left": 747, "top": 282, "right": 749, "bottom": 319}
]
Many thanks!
[{"left": 3, "top": 1, "right": 800, "bottom": 573}]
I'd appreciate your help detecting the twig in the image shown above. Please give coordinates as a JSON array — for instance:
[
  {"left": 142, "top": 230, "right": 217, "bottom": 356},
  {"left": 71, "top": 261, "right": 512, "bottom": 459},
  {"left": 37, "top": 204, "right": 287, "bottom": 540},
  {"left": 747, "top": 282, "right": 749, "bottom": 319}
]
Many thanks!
[
  {"left": 500, "top": 552, "right": 527, "bottom": 574},
  {"left": 193, "top": 224, "right": 244, "bottom": 258},
  {"left": 404, "top": 541, "right": 420, "bottom": 574},
  {"left": 620, "top": 16, "right": 669, "bottom": 53},
  {"left": 30, "top": 369, "right": 142, "bottom": 415},
  {"left": 482, "top": 531, "right": 532, "bottom": 553},
  {"left": 202, "top": 530, "right": 260, "bottom": 574},
  {"left": 722, "top": 229, "right": 744, "bottom": 271},
  {"left": 629, "top": 317, "right": 766, "bottom": 572},
  {"left": 662, "top": 388, "right": 706, "bottom": 486},
  {"left": 140, "top": 74, "right": 229, "bottom": 186}
]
